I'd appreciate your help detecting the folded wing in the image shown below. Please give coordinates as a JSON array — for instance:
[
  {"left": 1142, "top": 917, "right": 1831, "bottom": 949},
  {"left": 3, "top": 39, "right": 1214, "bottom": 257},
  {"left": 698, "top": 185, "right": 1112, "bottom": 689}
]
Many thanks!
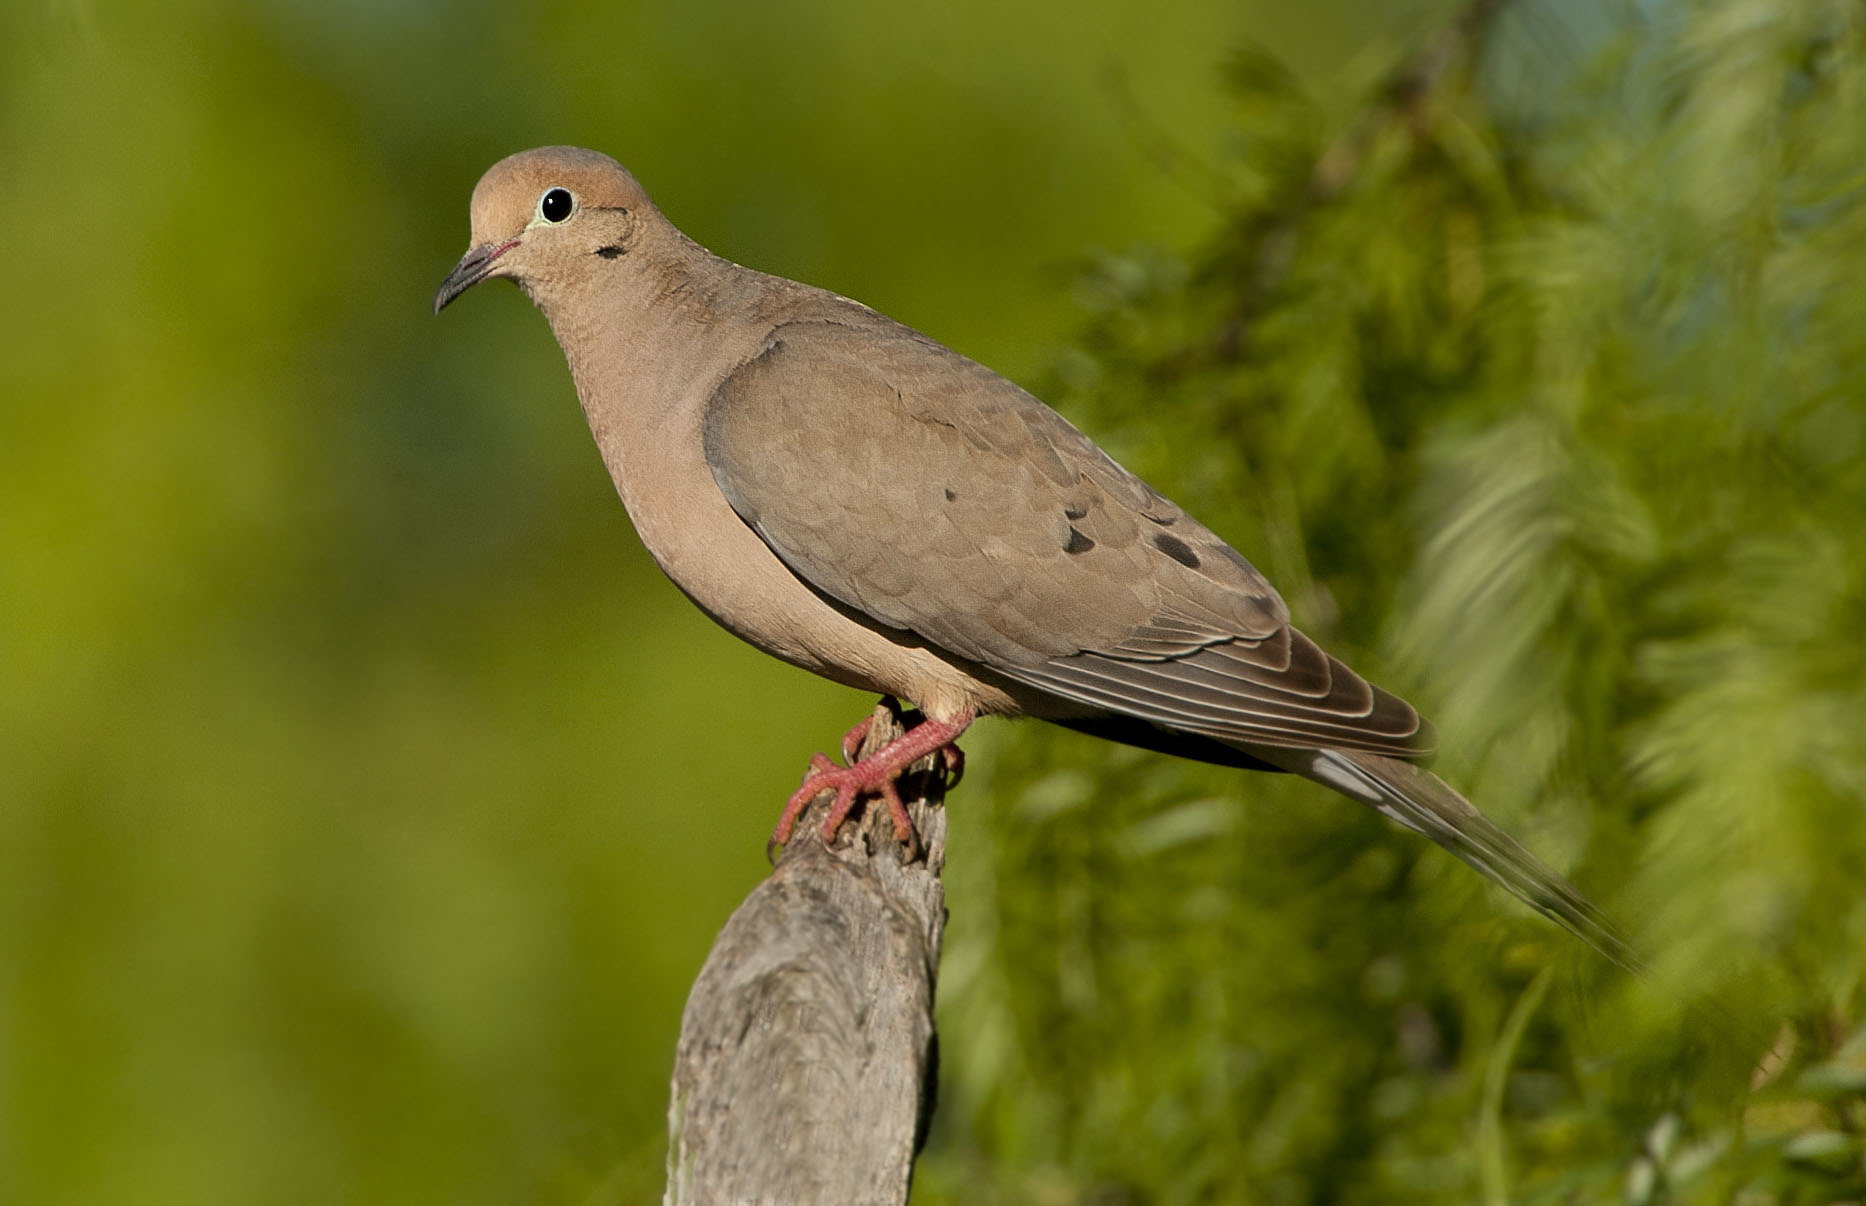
[{"left": 702, "top": 317, "right": 1432, "bottom": 761}]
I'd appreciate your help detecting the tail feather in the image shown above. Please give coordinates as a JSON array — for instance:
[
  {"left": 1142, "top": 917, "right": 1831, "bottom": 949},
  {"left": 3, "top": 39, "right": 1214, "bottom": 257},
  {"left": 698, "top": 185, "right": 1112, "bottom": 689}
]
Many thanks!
[{"left": 1281, "top": 747, "right": 1644, "bottom": 975}]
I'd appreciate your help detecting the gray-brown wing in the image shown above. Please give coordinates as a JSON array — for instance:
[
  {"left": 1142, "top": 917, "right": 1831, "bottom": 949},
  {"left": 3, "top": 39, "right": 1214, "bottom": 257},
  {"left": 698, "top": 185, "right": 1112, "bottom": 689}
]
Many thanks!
[
  {"left": 703, "top": 318, "right": 1431, "bottom": 759},
  {"left": 1015, "top": 631, "right": 1433, "bottom": 758}
]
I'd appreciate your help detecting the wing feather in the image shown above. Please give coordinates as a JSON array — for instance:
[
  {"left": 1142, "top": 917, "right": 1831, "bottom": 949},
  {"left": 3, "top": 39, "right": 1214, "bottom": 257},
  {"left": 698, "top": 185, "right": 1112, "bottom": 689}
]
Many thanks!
[{"left": 703, "top": 317, "right": 1431, "bottom": 761}]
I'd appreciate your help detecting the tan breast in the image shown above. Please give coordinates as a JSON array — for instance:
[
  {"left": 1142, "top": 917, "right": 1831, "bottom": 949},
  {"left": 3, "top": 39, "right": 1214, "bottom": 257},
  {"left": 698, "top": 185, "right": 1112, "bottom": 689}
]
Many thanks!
[{"left": 550, "top": 272, "right": 1039, "bottom": 724}]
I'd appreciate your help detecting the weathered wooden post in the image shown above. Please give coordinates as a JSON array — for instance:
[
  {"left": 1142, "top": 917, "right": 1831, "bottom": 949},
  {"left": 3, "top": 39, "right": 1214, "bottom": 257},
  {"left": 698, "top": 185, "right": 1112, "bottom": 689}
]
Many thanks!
[{"left": 665, "top": 701, "right": 950, "bottom": 1205}]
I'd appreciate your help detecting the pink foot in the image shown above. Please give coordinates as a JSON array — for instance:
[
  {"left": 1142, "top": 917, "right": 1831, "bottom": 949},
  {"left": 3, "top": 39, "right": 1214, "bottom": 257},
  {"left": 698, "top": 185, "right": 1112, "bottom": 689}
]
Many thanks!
[
  {"left": 771, "top": 708, "right": 974, "bottom": 854},
  {"left": 837, "top": 712, "right": 958, "bottom": 783},
  {"left": 839, "top": 714, "right": 875, "bottom": 765}
]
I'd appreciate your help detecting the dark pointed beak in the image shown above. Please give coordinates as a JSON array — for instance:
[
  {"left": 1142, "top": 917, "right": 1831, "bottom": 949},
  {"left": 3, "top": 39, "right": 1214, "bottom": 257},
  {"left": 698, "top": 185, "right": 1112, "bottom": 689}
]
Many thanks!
[{"left": 433, "top": 239, "right": 518, "bottom": 314}]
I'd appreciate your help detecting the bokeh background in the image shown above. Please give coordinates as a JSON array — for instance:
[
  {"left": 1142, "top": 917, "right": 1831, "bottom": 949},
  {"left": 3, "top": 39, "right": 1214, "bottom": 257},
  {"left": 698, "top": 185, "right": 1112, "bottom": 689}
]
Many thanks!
[{"left": 5, "top": 0, "right": 1865, "bottom": 1201}]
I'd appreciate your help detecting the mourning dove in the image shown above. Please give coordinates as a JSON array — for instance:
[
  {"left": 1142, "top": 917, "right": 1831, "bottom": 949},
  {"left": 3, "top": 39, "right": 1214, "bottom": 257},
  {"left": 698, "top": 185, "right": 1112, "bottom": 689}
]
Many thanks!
[{"left": 436, "top": 146, "right": 1637, "bottom": 971}]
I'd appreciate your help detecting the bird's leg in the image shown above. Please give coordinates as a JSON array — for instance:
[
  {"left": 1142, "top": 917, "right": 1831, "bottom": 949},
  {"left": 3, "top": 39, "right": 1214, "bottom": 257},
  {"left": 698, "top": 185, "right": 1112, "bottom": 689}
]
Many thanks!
[
  {"left": 770, "top": 706, "right": 974, "bottom": 854},
  {"left": 878, "top": 701, "right": 963, "bottom": 789}
]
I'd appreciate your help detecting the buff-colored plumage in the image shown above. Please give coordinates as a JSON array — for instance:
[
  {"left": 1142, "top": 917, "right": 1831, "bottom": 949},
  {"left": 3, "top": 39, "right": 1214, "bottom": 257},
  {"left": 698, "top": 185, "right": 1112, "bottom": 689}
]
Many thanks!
[{"left": 437, "top": 146, "right": 1638, "bottom": 971}]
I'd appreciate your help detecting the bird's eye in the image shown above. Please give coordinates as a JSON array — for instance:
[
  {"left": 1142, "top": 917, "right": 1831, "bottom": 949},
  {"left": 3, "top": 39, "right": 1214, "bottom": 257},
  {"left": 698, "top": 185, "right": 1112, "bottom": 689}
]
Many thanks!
[{"left": 538, "top": 187, "right": 575, "bottom": 224}]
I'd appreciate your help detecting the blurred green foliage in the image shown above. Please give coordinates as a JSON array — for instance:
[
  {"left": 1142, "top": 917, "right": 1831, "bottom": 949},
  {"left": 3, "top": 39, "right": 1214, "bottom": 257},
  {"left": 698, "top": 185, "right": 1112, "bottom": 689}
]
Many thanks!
[
  {"left": 920, "top": 1, "right": 1866, "bottom": 1202},
  {"left": 3, "top": 0, "right": 1864, "bottom": 1202}
]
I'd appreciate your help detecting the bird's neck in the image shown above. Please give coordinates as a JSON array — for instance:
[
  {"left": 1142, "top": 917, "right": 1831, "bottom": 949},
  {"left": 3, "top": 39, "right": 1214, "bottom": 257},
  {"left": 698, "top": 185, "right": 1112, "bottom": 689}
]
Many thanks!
[{"left": 541, "top": 225, "right": 773, "bottom": 512}]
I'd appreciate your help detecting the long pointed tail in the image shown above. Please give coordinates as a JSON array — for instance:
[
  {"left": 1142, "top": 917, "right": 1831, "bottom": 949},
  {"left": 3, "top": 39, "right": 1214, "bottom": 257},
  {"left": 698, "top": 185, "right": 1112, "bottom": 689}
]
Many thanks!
[{"left": 1274, "top": 747, "right": 1644, "bottom": 975}]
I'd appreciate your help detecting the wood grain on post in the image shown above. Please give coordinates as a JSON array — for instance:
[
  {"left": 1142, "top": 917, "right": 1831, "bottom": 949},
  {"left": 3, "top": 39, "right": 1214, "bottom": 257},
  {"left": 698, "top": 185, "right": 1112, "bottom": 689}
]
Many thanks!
[{"left": 665, "top": 700, "right": 950, "bottom": 1206}]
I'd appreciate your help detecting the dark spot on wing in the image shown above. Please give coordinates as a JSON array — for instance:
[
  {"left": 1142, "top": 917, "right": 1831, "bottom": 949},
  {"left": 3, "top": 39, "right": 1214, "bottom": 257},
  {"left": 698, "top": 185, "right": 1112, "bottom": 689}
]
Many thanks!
[
  {"left": 944, "top": 487, "right": 958, "bottom": 502},
  {"left": 1063, "top": 505, "right": 1087, "bottom": 520},
  {"left": 1064, "top": 527, "right": 1095, "bottom": 555},
  {"left": 1216, "top": 545, "right": 1257, "bottom": 574},
  {"left": 1146, "top": 512, "right": 1177, "bottom": 526},
  {"left": 1153, "top": 532, "right": 1200, "bottom": 568},
  {"left": 595, "top": 245, "right": 627, "bottom": 259}
]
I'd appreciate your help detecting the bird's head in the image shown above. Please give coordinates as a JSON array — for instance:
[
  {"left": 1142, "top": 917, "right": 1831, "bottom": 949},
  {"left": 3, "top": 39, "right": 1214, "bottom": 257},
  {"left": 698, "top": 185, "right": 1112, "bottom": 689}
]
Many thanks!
[{"left": 434, "top": 146, "right": 651, "bottom": 314}]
